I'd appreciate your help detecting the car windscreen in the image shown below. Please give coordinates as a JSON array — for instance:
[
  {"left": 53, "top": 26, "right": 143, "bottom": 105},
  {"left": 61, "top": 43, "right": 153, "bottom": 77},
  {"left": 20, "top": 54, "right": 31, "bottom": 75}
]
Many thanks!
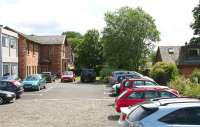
[
  {"left": 25, "top": 76, "right": 39, "bottom": 81},
  {"left": 64, "top": 71, "right": 73, "bottom": 75},
  {"left": 117, "top": 90, "right": 128, "bottom": 99}
]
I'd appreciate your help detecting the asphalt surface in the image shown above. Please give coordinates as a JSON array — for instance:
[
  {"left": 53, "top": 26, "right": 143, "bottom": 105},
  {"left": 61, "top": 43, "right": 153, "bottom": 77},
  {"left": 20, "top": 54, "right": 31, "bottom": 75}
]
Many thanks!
[{"left": 0, "top": 81, "right": 119, "bottom": 127}]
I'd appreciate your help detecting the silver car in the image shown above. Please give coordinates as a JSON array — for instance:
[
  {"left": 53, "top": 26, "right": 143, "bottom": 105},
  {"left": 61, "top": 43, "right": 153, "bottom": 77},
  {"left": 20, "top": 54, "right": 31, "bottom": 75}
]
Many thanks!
[{"left": 119, "top": 98, "right": 200, "bottom": 127}]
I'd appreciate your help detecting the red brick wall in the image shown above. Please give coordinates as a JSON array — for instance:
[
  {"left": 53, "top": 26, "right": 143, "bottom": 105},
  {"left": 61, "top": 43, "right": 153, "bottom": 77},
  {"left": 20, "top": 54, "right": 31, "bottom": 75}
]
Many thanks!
[
  {"left": 18, "top": 35, "right": 26, "bottom": 79},
  {"left": 40, "top": 45, "right": 62, "bottom": 75},
  {"left": 18, "top": 36, "right": 40, "bottom": 79},
  {"left": 178, "top": 65, "right": 200, "bottom": 77}
]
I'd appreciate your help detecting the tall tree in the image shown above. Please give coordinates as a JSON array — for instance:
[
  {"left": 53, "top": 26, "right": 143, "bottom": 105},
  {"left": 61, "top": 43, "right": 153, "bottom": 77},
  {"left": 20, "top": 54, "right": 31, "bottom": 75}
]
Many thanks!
[
  {"left": 77, "top": 29, "right": 104, "bottom": 69},
  {"left": 190, "top": 3, "right": 200, "bottom": 44},
  {"left": 102, "top": 7, "right": 160, "bottom": 70}
]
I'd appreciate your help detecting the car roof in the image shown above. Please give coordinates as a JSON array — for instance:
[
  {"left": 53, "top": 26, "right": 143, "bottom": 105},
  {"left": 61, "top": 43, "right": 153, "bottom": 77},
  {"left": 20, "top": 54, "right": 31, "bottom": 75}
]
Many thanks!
[{"left": 127, "top": 87, "right": 167, "bottom": 92}]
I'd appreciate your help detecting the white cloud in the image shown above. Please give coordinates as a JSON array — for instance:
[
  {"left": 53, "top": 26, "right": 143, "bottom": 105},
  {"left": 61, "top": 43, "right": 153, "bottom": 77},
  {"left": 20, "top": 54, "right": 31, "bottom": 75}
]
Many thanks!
[{"left": 0, "top": 0, "right": 199, "bottom": 45}]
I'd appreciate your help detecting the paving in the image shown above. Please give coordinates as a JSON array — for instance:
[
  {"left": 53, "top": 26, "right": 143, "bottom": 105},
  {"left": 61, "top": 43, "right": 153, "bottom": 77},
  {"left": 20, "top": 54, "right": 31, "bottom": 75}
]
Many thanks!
[{"left": 0, "top": 81, "right": 119, "bottom": 127}]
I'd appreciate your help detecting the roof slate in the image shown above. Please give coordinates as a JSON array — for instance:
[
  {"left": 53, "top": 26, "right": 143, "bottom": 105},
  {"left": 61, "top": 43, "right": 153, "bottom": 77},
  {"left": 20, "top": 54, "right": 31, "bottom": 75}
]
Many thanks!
[{"left": 25, "top": 35, "right": 66, "bottom": 45}]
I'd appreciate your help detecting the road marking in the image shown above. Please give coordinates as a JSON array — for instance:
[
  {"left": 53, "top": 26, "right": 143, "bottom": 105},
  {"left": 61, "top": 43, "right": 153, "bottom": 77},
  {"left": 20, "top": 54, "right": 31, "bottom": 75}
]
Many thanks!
[{"left": 29, "top": 98, "right": 114, "bottom": 102}]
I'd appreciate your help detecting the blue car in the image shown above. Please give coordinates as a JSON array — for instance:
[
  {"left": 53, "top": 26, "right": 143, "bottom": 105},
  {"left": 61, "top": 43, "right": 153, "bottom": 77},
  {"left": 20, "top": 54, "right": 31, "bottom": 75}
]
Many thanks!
[{"left": 23, "top": 74, "right": 46, "bottom": 91}]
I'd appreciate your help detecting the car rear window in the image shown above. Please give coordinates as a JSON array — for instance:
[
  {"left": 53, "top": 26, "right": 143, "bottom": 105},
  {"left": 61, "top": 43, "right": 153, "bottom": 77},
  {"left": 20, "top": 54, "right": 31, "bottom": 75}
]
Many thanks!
[{"left": 128, "top": 106, "right": 157, "bottom": 122}]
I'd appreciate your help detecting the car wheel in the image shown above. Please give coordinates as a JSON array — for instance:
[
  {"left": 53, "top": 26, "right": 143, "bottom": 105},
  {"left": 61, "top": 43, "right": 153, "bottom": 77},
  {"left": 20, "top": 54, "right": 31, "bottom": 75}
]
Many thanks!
[
  {"left": 44, "top": 85, "right": 46, "bottom": 89},
  {"left": 0, "top": 97, "right": 4, "bottom": 105}
]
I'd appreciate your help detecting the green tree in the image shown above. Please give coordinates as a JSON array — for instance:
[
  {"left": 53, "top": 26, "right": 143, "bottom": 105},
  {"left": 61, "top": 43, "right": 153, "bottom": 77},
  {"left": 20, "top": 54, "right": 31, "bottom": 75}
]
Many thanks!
[
  {"left": 62, "top": 31, "right": 83, "bottom": 51},
  {"left": 77, "top": 29, "right": 104, "bottom": 69},
  {"left": 102, "top": 7, "right": 160, "bottom": 70},
  {"left": 190, "top": 3, "right": 200, "bottom": 44}
]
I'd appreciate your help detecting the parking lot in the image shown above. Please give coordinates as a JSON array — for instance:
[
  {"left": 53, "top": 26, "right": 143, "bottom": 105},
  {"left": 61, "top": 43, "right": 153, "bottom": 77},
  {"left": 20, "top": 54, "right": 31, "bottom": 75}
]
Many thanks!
[{"left": 0, "top": 81, "right": 119, "bottom": 127}]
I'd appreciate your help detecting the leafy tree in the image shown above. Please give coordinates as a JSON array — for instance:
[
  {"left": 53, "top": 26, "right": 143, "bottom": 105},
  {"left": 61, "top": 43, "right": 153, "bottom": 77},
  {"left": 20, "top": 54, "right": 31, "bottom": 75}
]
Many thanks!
[
  {"left": 77, "top": 29, "right": 104, "bottom": 69},
  {"left": 62, "top": 31, "right": 83, "bottom": 51},
  {"left": 102, "top": 7, "right": 160, "bottom": 70},
  {"left": 190, "top": 3, "right": 200, "bottom": 44}
]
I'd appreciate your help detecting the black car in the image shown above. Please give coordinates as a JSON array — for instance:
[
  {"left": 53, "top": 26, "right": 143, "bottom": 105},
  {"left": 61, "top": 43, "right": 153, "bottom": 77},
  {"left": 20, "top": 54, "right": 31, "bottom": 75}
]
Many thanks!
[
  {"left": 0, "top": 80, "right": 24, "bottom": 98},
  {"left": 80, "top": 69, "right": 96, "bottom": 82},
  {"left": 0, "top": 90, "right": 16, "bottom": 104},
  {"left": 41, "top": 72, "right": 56, "bottom": 83}
]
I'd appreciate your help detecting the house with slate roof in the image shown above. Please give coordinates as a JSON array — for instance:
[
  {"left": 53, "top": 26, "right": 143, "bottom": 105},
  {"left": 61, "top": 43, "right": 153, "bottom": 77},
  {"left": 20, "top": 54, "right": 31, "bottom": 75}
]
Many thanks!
[
  {"left": 156, "top": 43, "right": 200, "bottom": 77},
  {"left": 4, "top": 26, "right": 73, "bottom": 79}
]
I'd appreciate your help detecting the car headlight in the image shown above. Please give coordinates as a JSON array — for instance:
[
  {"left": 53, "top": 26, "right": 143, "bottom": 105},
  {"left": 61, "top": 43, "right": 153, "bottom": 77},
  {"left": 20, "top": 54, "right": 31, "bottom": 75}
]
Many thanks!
[{"left": 6, "top": 94, "right": 12, "bottom": 97}]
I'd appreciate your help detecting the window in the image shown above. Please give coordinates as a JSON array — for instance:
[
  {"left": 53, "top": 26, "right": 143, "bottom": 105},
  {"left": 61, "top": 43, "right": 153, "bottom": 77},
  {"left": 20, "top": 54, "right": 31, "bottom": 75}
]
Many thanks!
[
  {"left": 159, "top": 107, "right": 200, "bottom": 125},
  {"left": 3, "top": 64, "right": 9, "bottom": 76},
  {"left": 129, "top": 106, "right": 157, "bottom": 122},
  {"left": 48, "top": 46, "right": 54, "bottom": 57},
  {"left": 11, "top": 65, "right": 17, "bottom": 75},
  {"left": 124, "top": 81, "right": 130, "bottom": 87},
  {"left": 144, "top": 91, "right": 159, "bottom": 99},
  {"left": 33, "top": 43, "right": 35, "bottom": 55},
  {"left": 134, "top": 81, "right": 145, "bottom": 86},
  {"left": 128, "top": 92, "right": 144, "bottom": 99},
  {"left": 159, "top": 91, "right": 177, "bottom": 98},
  {"left": 27, "top": 42, "right": 30, "bottom": 54},
  {"left": 189, "top": 49, "right": 199, "bottom": 57},
  {"left": 145, "top": 81, "right": 157, "bottom": 86},
  {"left": 2, "top": 35, "right": 9, "bottom": 47},
  {"left": 10, "top": 38, "right": 17, "bottom": 49}
]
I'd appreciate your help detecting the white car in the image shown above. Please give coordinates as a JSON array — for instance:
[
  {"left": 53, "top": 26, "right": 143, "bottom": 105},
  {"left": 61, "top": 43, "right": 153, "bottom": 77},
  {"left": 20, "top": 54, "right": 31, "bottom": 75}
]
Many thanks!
[{"left": 119, "top": 98, "right": 200, "bottom": 127}]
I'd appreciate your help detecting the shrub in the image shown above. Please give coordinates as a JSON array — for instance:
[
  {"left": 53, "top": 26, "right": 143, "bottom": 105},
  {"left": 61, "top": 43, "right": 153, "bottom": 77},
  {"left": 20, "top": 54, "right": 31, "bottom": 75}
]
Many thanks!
[
  {"left": 99, "top": 66, "right": 117, "bottom": 83},
  {"left": 150, "top": 62, "right": 178, "bottom": 85},
  {"left": 190, "top": 68, "right": 200, "bottom": 83},
  {"left": 168, "top": 76, "right": 200, "bottom": 97}
]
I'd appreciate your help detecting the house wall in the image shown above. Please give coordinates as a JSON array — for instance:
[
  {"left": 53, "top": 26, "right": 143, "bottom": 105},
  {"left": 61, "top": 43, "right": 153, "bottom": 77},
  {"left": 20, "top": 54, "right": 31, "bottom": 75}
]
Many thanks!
[
  {"left": 40, "top": 45, "right": 62, "bottom": 75},
  {"left": 1, "top": 28, "right": 18, "bottom": 76},
  {"left": 178, "top": 65, "right": 200, "bottom": 77}
]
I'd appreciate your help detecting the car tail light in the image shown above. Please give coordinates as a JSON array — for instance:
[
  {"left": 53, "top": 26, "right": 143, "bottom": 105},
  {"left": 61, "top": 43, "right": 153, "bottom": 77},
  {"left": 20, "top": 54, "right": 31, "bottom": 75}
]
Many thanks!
[
  {"left": 120, "top": 113, "right": 127, "bottom": 121},
  {"left": 114, "top": 80, "right": 119, "bottom": 84}
]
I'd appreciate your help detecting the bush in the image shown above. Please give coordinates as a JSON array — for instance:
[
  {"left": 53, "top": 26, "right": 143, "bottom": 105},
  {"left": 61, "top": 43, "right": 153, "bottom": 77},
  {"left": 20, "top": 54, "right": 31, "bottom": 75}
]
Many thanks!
[
  {"left": 168, "top": 76, "right": 200, "bottom": 97},
  {"left": 190, "top": 68, "right": 200, "bottom": 83},
  {"left": 99, "top": 66, "right": 117, "bottom": 83},
  {"left": 150, "top": 62, "right": 178, "bottom": 85}
]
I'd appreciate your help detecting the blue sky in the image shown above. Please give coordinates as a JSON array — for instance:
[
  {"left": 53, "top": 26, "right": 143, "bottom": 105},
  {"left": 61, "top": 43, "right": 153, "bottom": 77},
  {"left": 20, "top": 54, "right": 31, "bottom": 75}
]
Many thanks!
[{"left": 0, "top": 0, "right": 199, "bottom": 46}]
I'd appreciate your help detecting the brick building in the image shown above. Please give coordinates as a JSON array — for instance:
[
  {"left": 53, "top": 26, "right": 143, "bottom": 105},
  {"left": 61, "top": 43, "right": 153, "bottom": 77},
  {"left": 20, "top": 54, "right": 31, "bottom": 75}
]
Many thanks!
[
  {"left": 5, "top": 27, "right": 73, "bottom": 79},
  {"left": 155, "top": 44, "right": 200, "bottom": 77}
]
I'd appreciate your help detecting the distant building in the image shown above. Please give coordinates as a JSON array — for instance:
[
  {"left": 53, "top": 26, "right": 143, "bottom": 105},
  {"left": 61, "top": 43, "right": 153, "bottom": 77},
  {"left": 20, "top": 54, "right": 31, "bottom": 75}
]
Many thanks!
[
  {"left": 156, "top": 44, "right": 200, "bottom": 77},
  {"left": 4, "top": 26, "right": 73, "bottom": 79},
  {"left": 0, "top": 26, "right": 18, "bottom": 76}
]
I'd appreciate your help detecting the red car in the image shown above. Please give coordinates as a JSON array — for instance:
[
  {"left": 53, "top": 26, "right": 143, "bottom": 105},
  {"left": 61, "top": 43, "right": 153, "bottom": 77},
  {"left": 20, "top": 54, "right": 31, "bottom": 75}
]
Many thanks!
[
  {"left": 61, "top": 71, "right": 76, "bottom": 82},
  {"left": 115, "top": 87, "right": 180, "bottom": 112},
  {"left": 119, "top": 78, "right": 163, "bottom": 94}
]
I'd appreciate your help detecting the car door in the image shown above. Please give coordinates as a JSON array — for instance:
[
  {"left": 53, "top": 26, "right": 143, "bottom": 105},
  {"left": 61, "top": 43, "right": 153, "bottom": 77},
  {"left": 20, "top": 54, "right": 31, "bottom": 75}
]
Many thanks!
[
  {"left": 125, "top": 91, "right": 145, "bottom": 107},
  {"left": 0, "top": 81, "right": 7, "bottom": 91}
]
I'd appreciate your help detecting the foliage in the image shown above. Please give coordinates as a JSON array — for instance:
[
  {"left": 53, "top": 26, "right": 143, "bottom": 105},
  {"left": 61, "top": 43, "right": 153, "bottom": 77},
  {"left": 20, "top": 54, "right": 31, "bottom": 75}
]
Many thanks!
[
  {"left": 77, "top": 29, "right": 104, "bottom": 70},
  {"left": 190, "top": 69, "right": 200, "bottom": 83},
  {"left": 190, "top": 3, "right": 200, "bottom": 44},
  {"left": 168, "top": 76, "right": 200, "bottom": 97},
  {"left": 62, "top": 31, "right": 83, "bottom": 51},
  {"left": 102, "top": 7, "right": 160, "bottom": 70},
  {"left": 150, "top": 62, "right": 178, "bottom": 85}
]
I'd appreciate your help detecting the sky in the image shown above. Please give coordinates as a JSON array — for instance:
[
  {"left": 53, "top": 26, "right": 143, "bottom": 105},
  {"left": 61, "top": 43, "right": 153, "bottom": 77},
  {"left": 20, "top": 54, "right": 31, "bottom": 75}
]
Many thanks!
[{"left": 0, "top": 0, "right": 199, "bottom": 46}]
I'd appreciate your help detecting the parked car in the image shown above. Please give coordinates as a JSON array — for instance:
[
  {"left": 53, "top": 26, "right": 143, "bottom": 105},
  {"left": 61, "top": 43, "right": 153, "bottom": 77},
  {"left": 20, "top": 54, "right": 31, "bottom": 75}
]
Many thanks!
[
  {"left": 119, "top": 97, "right": 200, "bottom": 127},
  {"left": 115, "top": 87, "right": 179, "bottom": 112},
  {"left": 0, "top": 75, "right": 22, "bottom": 82},
  {"left": 110, "top": 74, "right": 139, "bottom": 96},
  {"left": 0, "top": 80, "right": 24, "bottom": 98},
  {"left": 0, "top": 90, "right": 16, "bottom": 104},
  {"left": 80, "top": 69, "right": 96, "bottom": 82},
  {"left": 118, "top": 78, "right": 169, "bottom": 95},
  {"left": 61, "top": 71, "right": 76, "bottom": 82},
  {"left": 23, "top": 74, "right": 46, "bottom": 91},
  {"left": 41, "top": 72, "right": 56, "bottom": 83},
  {"left": 109, "top": 71, "right": 154, "bottom": 86}
]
